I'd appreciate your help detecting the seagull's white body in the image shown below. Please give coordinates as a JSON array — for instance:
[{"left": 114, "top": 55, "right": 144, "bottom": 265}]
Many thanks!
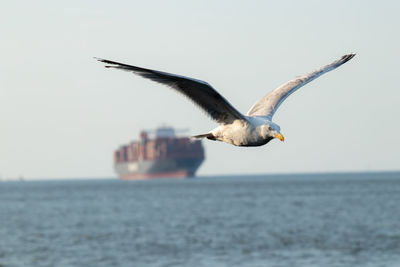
[
  {"left": 97, "top": 54, "right": 355, "bottom": 147},
  {"left": 210, "top": 117, "right": 279, "bottom": 146}
]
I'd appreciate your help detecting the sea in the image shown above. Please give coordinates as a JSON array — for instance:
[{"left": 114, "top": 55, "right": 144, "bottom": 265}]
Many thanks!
[{"left": 1, "top": 172, "right": 400, "bottom": 267}]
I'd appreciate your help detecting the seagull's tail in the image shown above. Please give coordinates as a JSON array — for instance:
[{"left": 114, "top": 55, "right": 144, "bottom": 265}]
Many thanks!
[{"left": 192, "top": 133, "right": 216, "bottom": 141}]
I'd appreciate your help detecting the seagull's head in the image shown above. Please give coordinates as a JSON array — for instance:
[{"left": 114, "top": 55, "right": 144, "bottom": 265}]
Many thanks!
[{"left": 263, "top": 122, "right": 284, "bottom": 142}]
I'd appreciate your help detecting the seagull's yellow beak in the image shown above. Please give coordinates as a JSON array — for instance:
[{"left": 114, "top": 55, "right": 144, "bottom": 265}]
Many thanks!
[{"left": 275, "top": 133, "right": 284, "bottom": 142}]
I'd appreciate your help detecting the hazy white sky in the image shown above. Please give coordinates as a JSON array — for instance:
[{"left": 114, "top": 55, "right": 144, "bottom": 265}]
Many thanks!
[{"left": 1, "top": 0, "right": 399, "bottom": 179}]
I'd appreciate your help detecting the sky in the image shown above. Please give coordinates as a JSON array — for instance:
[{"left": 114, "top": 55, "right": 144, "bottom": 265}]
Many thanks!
[{"left": 1, "top": 0, "right": 399, "bottom": 180}]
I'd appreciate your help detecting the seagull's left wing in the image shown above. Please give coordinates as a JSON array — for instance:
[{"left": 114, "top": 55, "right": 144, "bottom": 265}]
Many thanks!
[
  {"left": 246, "top": 54, "right": 355, "bottom": 119},
  {"left": 96, "top": 58, "right": 246, "bottom": 124}
]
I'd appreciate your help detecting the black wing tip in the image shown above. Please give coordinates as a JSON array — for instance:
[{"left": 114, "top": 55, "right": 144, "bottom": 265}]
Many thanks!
[
  {"left": 94, "top": 57, "right": 117, "bottom": 64},
  {"left": 94, "top": 57, "right": 107, "bottom": 63},
  {"left": 341, "top": 53, "right": 356, "bottom": 63},
  {"left": 94, "top": 57, "right": 124, "bottom": 68}
]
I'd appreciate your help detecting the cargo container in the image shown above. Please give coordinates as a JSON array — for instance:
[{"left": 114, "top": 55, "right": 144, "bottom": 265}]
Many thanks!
[{"left": 114, "top": 127, "right": 205, "bottom": 179}]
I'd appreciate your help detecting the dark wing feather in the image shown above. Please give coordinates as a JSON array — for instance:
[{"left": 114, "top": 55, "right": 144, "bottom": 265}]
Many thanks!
[{"left": 96, "top": 58, "right": 245, "bottom": 124}]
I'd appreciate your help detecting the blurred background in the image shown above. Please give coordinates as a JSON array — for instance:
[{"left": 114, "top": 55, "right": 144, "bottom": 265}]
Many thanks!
[
  {"left": 1, "top": 0, "right": 399, "bottom": 179},
  {"left": 2, "top": 2, "right": 400, "bottom": 267}
]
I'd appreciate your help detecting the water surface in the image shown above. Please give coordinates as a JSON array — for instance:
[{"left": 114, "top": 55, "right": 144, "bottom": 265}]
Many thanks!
[{"left": 1, "top": 172, "right": 400, "bottom": 267}]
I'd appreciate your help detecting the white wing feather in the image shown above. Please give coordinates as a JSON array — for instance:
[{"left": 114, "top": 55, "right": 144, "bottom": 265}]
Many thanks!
[{"left": 246, "top": 54, "right": 355, "bottom": 119}]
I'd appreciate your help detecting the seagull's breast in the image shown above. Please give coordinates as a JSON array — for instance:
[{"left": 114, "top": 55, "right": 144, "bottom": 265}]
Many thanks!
[{"left": 211, "top": 119, "right": 269, "bottom": 146}]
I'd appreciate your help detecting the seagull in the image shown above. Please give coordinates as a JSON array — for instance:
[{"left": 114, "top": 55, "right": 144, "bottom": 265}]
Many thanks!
[{"left": 96, "top": 54, "right": 355, "bottom": 147}]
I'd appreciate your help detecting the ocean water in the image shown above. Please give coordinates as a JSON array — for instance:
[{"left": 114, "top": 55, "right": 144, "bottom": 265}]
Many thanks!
[{"left": 1, "top": 172, "right": 400, "bottom": 267}]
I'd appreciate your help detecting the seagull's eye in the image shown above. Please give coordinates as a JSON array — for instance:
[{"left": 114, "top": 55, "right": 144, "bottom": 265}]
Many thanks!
[{"left": 268, "top": 126, "right": 272, "bottom": 131}]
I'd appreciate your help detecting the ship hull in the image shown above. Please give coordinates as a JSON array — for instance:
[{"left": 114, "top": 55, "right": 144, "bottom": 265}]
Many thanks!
[{"left": 115, "top": 157, "right": 204, "bottom": 180}]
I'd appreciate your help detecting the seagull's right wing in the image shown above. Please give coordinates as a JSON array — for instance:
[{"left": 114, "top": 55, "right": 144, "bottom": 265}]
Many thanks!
[
  {"left": 246, "top": 54, "right": 355, "bottom": 119},
  {"left": 96, "top": 58, "right": 246, "bottom": 124}
]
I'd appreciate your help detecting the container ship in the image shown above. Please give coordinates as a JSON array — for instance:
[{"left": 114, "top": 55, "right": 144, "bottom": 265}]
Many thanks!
[{"left": 113, "top": 127, "right": 205, "bottom": 179}]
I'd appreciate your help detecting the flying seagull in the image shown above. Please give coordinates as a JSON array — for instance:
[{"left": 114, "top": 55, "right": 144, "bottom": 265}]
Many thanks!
[{"left": 96, "top": 54, "right": 355, "bottom": 147}]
